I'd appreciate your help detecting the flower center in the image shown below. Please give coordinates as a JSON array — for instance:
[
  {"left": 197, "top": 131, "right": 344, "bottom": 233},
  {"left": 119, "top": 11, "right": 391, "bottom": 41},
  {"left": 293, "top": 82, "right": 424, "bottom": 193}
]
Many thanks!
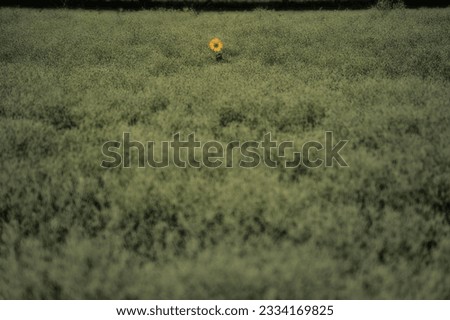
[{"left": 214, "top": 43, "right": 219, "bottom": 48}]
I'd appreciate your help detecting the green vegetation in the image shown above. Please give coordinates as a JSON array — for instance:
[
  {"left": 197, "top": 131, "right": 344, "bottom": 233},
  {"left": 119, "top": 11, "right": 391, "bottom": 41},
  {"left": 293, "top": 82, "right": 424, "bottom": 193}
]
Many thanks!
[
  {"left": 0, "top": 8, "right": 449, "bottom": 299},
  {"left": 376, "top": 0, "right": 404, "bottom": 9}
]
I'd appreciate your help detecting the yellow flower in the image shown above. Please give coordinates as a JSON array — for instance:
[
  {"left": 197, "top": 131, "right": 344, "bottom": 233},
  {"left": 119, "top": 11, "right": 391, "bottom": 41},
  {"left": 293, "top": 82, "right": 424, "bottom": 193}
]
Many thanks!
[{"left": 209, "top": 37, "right": 223, "bottom": 52}]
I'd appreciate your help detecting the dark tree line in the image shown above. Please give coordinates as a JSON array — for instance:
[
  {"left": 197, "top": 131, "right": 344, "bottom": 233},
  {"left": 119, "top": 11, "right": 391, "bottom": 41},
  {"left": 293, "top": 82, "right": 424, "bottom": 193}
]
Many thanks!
[{"left": 0, "top": 0, "right": 447, "bottom": 10}]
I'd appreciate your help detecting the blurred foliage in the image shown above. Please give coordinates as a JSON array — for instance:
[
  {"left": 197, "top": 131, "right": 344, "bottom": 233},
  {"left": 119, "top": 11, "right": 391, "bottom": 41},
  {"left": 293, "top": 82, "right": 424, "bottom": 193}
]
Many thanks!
[
  {"left": 376, "top": 0, "right": 404, "bottom": 9},
  {"left": 0, "top": 8, "right": 449, "bottom": 299}
]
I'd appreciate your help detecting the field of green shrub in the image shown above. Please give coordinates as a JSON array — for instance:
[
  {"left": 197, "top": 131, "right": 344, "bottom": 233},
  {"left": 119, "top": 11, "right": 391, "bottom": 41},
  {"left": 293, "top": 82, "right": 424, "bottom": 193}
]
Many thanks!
[{"left": 0, "top": 7, "right": 449, "bottom": 299}]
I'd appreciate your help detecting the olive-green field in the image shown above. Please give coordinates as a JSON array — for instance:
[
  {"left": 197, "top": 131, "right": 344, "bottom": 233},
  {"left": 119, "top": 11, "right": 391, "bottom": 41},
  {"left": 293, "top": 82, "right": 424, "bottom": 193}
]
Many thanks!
[{"left": 0, "top": 7, "right": 449, "bottom": 299}]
